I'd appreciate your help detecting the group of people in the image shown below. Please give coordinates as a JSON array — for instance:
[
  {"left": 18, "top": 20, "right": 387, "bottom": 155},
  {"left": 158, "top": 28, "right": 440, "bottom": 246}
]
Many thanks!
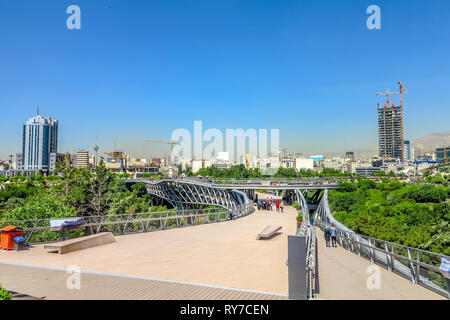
[
  {"left": 324, "top": 224, "right": 338, "bottom": 247},
  {"left": 257, "top": 198, "right": 284, "bottom": 212}
]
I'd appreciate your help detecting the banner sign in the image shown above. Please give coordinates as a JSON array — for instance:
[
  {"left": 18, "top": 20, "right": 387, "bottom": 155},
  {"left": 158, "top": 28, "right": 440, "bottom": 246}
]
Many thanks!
[
  {"left": 439, "top": 257, "right": 450, "bottom": 279},
  {"left": 50, "top": 217, "right": 85, "bottom": 231}
]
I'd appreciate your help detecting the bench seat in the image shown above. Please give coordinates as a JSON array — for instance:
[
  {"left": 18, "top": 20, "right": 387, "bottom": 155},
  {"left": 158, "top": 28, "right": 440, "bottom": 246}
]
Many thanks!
[
  {"left": 257, "top": 225, "right": 282, "bottom": 240},
  {"left": 44, "top": 232, "right": 115, "bottom": 254}
]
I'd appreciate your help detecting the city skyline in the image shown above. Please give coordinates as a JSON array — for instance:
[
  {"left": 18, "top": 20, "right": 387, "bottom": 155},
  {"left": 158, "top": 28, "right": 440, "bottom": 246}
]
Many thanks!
[{"left": 1, "top": 1, "right": 450, "bottom": 159}]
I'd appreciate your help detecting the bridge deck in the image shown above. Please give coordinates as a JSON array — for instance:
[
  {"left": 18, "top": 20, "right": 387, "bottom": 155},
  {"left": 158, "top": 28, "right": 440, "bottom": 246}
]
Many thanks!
[
  {"left": 0, "top": 194, "right": 294, "bottom": 299},
  {"left": 0, "top": 263, "right": 286, "bottom": 300},
  {"left": 315, "top": 228, "right": 445, "bottom": 300},
  {"left": 0, "top": 200, "right": 444, "bottom": 300}
]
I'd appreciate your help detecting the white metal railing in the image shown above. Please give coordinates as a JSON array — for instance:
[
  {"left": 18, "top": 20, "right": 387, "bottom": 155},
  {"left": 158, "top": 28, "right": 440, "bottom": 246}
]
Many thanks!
[
  {"left": 0, "top": 204, "right": 255, "bottom": 246},
  {"left": 315, "top": 189, "right": 450, "bottom": 299},
  {"left": 295, "top": 189, "right": 318, "bottom": 299}
]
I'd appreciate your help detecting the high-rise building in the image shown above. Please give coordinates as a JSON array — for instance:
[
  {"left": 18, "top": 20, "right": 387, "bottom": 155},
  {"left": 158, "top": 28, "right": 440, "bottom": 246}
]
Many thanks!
[
  {"left": 76, "top": 150, "right": 90, "bottom": 168},
  {"left": 404, "top": 140, "right": 412, "bottom": 161},
  {"left": 49, "top": 153, "right": 66, "bottom": 171},
  {"left": 435, "top": 146, "right": 450, "bottom": 160},
  {"left": 345, "top": 151, "right": 355, "bottom": 161},
  {"left": 378, "top": 101, "right": 404, "bottom": 160},
  {"left": 21, "top": 108, "right": 58, "bottom": 174}
]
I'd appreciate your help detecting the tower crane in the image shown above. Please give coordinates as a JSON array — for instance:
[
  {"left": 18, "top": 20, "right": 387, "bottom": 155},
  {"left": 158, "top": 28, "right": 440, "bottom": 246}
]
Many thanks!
[
  {"left": 146, "top": 140, "right": 181, "bottom": 153},
  {"left": 104, "top": 151, "right": 127, "bottom": 172},
  {"left": 376, "top": 81, "right": 408, "bottom": 106}
]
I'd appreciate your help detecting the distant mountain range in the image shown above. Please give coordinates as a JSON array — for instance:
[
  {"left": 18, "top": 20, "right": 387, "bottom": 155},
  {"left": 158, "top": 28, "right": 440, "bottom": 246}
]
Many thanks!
[
  {"left": 411, "top": 131, "right": 450, "bottom": 152},
  {"left": 323, "top": 131, "right": 450, "bottom": 160}
]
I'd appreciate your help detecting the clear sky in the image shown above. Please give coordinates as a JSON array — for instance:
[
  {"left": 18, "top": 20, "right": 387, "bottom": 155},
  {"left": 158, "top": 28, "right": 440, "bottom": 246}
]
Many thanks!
[{"left": 0, "top": 0, "right": 449, "bottom": 159}]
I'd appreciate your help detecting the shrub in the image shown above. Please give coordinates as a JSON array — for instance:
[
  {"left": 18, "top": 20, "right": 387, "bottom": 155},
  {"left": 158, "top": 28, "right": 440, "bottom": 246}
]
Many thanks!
[
  {"left": 338, "top": 182, "right": 357, "bottom": 193},
  {"left": 0, "top": 285, "right": 12, "bottom": 300},
  {"left": 403, "top": 185, "right": 448, "bottom": 203}
]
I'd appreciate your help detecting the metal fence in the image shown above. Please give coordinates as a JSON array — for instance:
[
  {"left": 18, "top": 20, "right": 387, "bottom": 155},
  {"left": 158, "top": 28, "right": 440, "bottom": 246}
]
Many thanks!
[
  {"left": 0, "top": 204, "right": 255, "bottom": 246},
  {"left": 294, "top": 189, "right": 318, "bottom": 299},
  {"left": 315, "top": 189, "right": 450, "bottom": 299}
]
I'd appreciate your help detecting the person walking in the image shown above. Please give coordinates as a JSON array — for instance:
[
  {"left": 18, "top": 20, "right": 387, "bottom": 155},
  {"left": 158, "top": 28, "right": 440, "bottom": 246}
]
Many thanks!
[
  {"left": 275, "top": 200, "right": 280, "bottom": 212},
  {"left": 310, "top": 215, "right": 314, "bottom": 226},
  {"left": 280, "top": 201, "right": 284, "bottom": 212},
  {"left": 330, "top": 224, "right": 338, "bottom": 247},
  {"left": 324, "top": 226, "right": 331, "bottom": 247}
]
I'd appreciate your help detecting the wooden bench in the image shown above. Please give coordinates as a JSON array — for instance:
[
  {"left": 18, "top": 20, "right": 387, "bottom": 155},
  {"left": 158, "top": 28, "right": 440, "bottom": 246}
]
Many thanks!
[
  {"left": 44, "top": 232, "right": 115, "bottom": 254},
  {"left": 256, "top": 225, "right": 282, "bottom": 240}
]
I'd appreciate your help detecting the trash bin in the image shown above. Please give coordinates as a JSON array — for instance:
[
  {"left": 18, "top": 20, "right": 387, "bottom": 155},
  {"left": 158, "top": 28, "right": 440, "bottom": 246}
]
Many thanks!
[
  {"left": 13, "top": 236, "right": 25, "bottom": 251},
  {"left": 0, "top": 226, "right": 24, "bottom": 250}
]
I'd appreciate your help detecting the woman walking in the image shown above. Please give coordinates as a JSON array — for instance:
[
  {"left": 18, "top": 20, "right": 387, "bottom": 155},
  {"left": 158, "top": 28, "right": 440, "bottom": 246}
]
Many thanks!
[{"left": 324, "top": 226, "right": 331, "bottom": 247}]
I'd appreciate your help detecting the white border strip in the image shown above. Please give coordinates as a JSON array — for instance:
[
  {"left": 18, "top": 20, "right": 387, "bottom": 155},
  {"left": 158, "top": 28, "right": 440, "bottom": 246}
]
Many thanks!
[{"left": 0, "top": 261, "right": 288, "bottom": 297}]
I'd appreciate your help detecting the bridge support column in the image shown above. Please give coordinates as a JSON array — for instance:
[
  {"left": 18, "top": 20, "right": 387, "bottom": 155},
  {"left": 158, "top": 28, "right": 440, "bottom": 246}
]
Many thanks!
[{"left": 288, "top": 235, "right": 307, "bottom": 300}]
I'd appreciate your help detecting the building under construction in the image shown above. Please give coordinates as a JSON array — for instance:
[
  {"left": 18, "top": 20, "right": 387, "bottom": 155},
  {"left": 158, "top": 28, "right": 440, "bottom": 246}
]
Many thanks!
[{"left": 376, "top": 82, "right": 407, "bottom": 161}]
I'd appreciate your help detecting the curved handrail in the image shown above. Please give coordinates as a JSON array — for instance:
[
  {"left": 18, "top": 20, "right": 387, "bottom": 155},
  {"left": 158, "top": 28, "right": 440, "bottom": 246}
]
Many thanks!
[
  {"left": 0, "top": 203, "right": 255, "bottom": 245},
  {"left": 315, "top": 189, "right": 449, "bottom": 298},
  {"left": 294, "top": 189, "right": 317, "bottom": 299}
]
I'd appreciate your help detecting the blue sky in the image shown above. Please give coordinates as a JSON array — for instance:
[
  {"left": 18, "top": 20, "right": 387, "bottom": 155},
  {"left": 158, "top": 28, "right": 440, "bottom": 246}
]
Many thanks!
[{"left": 0, "top": 0, "right": 449, "bottom": 159}]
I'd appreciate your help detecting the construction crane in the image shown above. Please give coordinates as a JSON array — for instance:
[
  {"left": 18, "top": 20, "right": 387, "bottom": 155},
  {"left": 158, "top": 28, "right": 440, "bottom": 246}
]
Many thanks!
[
  {"left": 104, "top": 151, "right": 127, "bottom": 172},
  {"left": 146, "top": 140, "right": 181, "bottom": 153},
  {"left": 376, "top": 81, "right": 408, "bottom": 161},
  {"left": 376, "top": 81, "right": 408, "bottom": 105},
  {"left": 397, "top": 81, "right": 408, "bottom": 106}
]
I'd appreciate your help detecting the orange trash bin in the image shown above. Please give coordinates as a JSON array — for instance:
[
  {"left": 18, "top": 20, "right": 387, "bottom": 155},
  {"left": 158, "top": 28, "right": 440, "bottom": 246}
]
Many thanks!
[{"left": 0, "top": 226, "right": 24, "bottom": 250}]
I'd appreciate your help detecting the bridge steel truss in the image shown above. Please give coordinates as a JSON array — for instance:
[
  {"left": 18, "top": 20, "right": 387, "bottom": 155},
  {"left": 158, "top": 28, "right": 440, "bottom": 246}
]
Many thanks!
[{"left": 141, "top": 179, "right": 253, "bottom": 212}]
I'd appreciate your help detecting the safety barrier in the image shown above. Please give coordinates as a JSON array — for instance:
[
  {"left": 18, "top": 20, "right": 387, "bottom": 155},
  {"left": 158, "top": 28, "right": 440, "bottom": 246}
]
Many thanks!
[
  {"left": 287, "top": 189, "right": 318, "bottom": 299},
  {"left": 0, "top": 203, "right": 255, "bottom": 246},
  {"left": 315, "top": 189, "right": 449, "bottom": 299}
]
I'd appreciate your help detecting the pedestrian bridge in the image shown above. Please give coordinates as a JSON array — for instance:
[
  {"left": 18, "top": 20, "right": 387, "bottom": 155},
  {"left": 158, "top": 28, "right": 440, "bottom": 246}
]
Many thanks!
[
  {"left": 294, "top": 189, "right": 448, "bottom": 300},
  {"left": 126, "top": 178, "right": 340, "bottom": 191},
  {"left": 124, "top": 178, "right": 338, "bottom": 211},
  {"left": 0, "top": 190, "right": 446, "bottom": 300}
]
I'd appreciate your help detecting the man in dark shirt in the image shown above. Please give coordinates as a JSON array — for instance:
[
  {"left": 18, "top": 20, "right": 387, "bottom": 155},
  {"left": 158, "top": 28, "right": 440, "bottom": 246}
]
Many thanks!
[{"left": 330, "top": 224, "right": 338, "bottom": 247}]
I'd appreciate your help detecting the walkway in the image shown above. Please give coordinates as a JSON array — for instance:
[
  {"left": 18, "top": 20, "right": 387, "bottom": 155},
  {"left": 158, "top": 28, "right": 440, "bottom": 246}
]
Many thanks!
[
  {"left": 0, "top": 194, "right": 296, "bottom": 300},
  {"left": 0, "top": 200, "right": 443, "bottom": 300},
  {"left": 0, "top": 263, "right": 285, "bottom": 300},
  {"left": 315, "top": 228, "right": 445, "bottom": 300}
]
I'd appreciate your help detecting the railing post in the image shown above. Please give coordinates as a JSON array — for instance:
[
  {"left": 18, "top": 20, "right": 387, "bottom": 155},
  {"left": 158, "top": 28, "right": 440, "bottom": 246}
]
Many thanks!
[
  {"left": 391, "top": 244, "right": 395, "bottom": 272},
  {"left": 416, "top": 252, "right": 421, "bottom": 284},
  {"left": 368, "top": 239, "right": 374, "bottom": 263},
  {"left": 340, "top": 231, "right": 344, "bottom": 248},
  {"left": 347, "top": 232, "right": 354, "bottom": 252},
  {"left": 96, "top": 216, "right": 105, "bottom": 234},
  {"left": 407, "top": 248, "right": 417, "bottom": 284},
  {"left": 385, "top": 242, "right": 392, "bottom": 271},
  {"left": 357, "top": 235, "right": 361, "bottom": 257}
]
